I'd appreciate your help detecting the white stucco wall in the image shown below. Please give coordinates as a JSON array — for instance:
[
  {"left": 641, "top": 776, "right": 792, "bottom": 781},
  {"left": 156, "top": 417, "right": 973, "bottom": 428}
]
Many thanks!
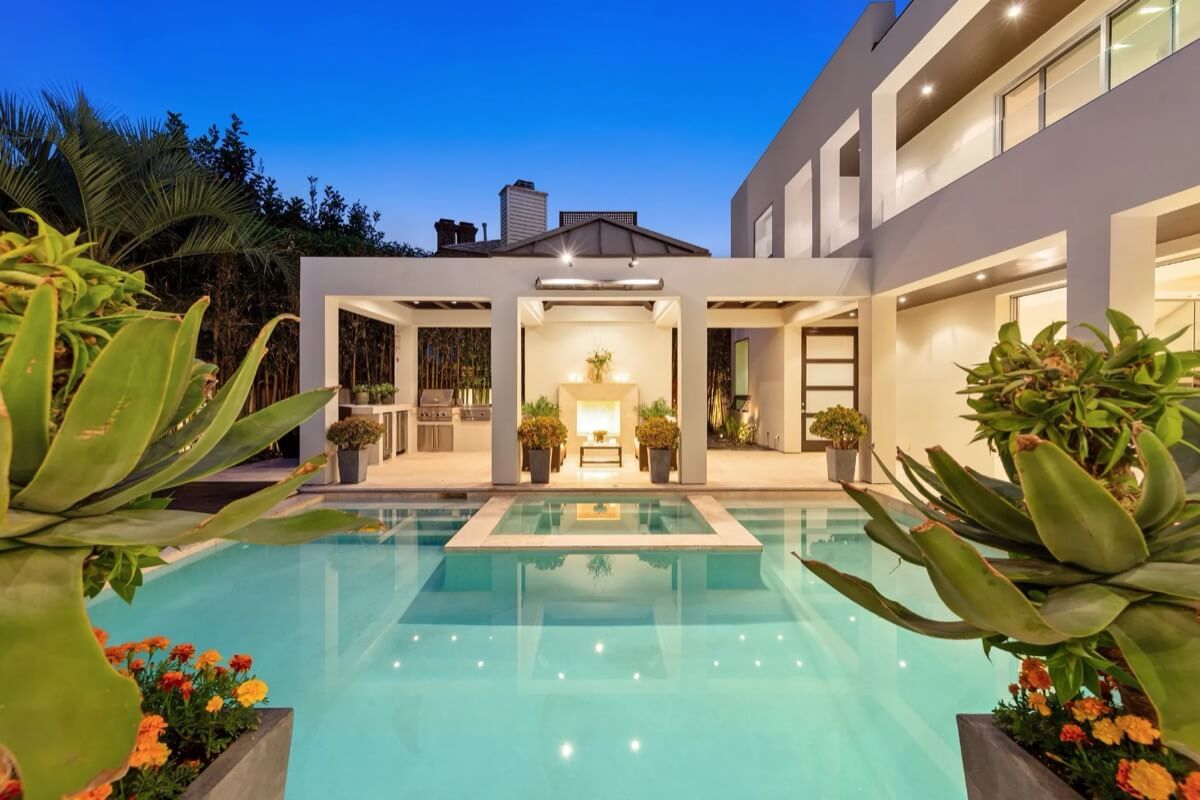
[{"left": 523, "top": 323, "right": 674, "bottom": 409}]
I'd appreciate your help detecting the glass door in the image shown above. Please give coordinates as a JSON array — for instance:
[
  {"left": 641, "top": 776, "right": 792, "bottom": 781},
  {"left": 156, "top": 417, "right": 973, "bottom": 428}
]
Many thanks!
[{"left": 801, "top": 328, "right": 859, "bottom": 452}]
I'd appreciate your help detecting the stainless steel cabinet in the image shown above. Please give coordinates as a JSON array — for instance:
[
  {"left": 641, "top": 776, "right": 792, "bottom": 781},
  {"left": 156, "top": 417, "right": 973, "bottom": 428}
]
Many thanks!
[{"left": 417, "top": 424, "right": 453, "bottom": 452}]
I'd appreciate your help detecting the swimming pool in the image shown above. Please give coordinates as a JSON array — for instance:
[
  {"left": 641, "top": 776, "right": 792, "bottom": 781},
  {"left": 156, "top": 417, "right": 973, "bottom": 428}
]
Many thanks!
[
  {"left": 494, "top": 495, "right": 715, "bottom": 535},
  {"left": 89, "top": 500, "right": 1007, "bottom": 799}
]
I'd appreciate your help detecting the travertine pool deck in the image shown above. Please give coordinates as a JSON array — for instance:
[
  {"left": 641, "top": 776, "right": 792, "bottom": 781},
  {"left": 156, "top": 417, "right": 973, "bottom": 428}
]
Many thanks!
[{"left": 443, "top": 494, "right": 762, "bottom": 552}]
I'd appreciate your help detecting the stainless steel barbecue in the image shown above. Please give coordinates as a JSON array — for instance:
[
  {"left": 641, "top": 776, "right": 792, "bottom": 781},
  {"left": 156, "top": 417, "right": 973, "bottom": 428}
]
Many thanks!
[
  {"left": 459, "top": 406, "right": 492, "bottom": 422},
  {"left": 417, "top": 389, "right": 454, "bottom": 422}
]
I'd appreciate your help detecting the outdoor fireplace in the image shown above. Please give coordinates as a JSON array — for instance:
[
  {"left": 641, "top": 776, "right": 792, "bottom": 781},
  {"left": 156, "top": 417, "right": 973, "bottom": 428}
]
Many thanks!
[
  {"left": 576, "top": 400, "right": 620, "bottom": 441},
  {"left": 558, "top": 382, "right": 639, "bottom": 457}
]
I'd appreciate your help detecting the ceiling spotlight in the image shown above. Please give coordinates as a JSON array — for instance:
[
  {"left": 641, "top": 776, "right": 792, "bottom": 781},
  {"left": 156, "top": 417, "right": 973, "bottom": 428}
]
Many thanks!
[
  {"left": 921, "top": 84, "right": 934, "bottom": 96},
  {"left": 898, "top": 296, "right": 908, "bottom": 305},
  {"left": 560, "top": 252, "right": 573, "bottom": 268},
  {"left": 629, "top": 256, "right": 639, "bottom": 269},
  {"left": 975, "top": 273, "right": 987, "bottom": 281},
  {"left": 1007, "top": 3, "right": 1023, "bottom": 17}
]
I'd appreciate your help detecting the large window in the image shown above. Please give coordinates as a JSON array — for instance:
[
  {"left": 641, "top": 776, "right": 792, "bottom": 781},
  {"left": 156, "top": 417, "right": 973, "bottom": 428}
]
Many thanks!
[
  {"left": 753, "top": 206, "right": 773, "bottom": 258},
  {"left": 1002, "top": 74, "right": 1041, "bottom": 151},
  {"left": 733, "top": 338, "right": 749, "bottom": 398},
  {"left": 1111, "top": 0, "right": 1174, "bottom": 86},
  {"left": 1046, "top": 32, "right": 1102, "bottom": 125}
]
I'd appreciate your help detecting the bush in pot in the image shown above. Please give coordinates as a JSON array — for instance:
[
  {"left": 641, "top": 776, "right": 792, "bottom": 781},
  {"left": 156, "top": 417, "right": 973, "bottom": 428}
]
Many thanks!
[
  {"left": 352, "top": 383, "right": 371, "bottom": 405},
  {"left": 519, "top": 416, "right": 567, "bottom": 484},
  {"left": 636, "top": 417, "right": 679, "bottom": 483},
  {"left": 520, "top": 397, "right": 563, "bottom": 471},
  {"left": 327, "top": 417, "right": 385, "bottom": 484},
  {"left": 800, "top": 311, "right": 1200, "bottom": 797},
  {"left": 0, "top": 213, "right": 375, "bottom": 800},
  {"left": 636, "top": 398, "right": 676, "bottom": 470},
  {"left": 375, "top": 382, "right": 397, "bottom": 405},
  {"left": 809, "top": 405, "right": 868, "bottom": 482}
]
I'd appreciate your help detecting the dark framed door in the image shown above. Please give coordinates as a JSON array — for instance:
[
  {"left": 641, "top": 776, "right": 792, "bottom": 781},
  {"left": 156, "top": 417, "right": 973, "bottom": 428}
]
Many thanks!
[{"left": 801, "top": 327, "right": 859, "bottom": 452}]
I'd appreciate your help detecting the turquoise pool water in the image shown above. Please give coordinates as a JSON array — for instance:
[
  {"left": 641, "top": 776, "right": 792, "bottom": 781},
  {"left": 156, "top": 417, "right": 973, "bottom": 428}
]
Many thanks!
[
  {"left": 89, "top": 501, "right": 1008, "bottom": 799},
  {"left": 494, "top": 495, "right": 714, "bottom": 535}
]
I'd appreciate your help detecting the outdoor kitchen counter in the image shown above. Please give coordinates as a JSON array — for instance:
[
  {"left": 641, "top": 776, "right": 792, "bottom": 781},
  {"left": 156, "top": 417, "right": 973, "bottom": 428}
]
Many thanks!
[{"left": 340, "top": 404, "right": 414, "bottom": 464}]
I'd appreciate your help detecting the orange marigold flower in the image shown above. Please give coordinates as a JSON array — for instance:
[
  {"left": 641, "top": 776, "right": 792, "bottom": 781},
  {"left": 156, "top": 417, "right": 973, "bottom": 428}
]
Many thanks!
[
  {"left": 67, "top": 782, "right": 113, "bottom": 800},
  {"left": 229, "top": 653, "right": 253, "bottom": 672},
  {"left": 1071, "top": 697, "right": 1111, "bottom": 723},
  {"left": 234, "top": 678, "right": 268, "bottom": 707},
  {"left": 1060, "top": 724, "right": 1088, "bottom": 743},
  {"left": 206, "top": 695, "right": 224, "bottom": 713},
  {"left": 93, "top": 628, "right": 108, "bottom": 647},
  {"left": 0, "top": 779, "right": 21, "bottom": 800},
  {"left": 138, "top": 714, "right": 167, "bottom": 739},
  {"left": 195, "top": 649, "right": 222, "bottom": 670},
  {"left": 129, "top": 658, "right": 146, "bottom": 672},
  {"left": 130, "top": 640, "right": 151, "bottom": 654},
  {"left": 142, "top": 636, "right": 170, "bottom": 651},
  {"left": 1126, "top": 760, "right": 1176, "bottom": 800},
  {"left": 128, "top": 740, "right": 170, "bottom": 770},
  {"left": 1019, "top": 658, "right": 1053, "bottom": 691},
  {"left": 1180, "top": 772, "right": 1200, "bottom": 800},
  {"left": 1116, "top": 760, "right": 1146, "bottom": 799},
  {"left": 169, "top": 643, "right": 195, "bottom": 662},
  {"left": 104, "top": 644, "right": 132, "bottom": 665},
  {"left": 158, "top": 671, "right": 186, "bottom": 692},
  {"left": 1028, "top": 692, "right": 1052, "bottom": 717},
  {"left": 180, "top": 680, "right": 194, "bottom": 701},
  {"left": 1008, "top": 683, "right": 1020, "bottom": 697},
  {"left": 1093, "top": 718, "right": 1124, "bottom": 746},
  {"left": 1116, "top": 715, "right": 1161, "bottom": 745}
]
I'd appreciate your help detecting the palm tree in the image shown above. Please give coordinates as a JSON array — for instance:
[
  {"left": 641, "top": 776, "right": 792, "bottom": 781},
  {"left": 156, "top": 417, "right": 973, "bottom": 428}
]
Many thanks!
[{"left": 0, "top": 88, "right": 279, "bottom": 269}]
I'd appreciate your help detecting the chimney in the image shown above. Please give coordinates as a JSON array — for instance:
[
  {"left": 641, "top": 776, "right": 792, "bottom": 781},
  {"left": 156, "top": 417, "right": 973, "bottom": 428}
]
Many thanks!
[
  {"left": 456, "top": 221, "right": 478, "bottom": 244},
  {"left": 499, "top": 179, "right": 548, "bottom": 244},
  {"left": 434, "top": 218, "right": 458, "bottom": 249},
  {"left": 482, "top": 222, "right": 488, "bottom": 241}
]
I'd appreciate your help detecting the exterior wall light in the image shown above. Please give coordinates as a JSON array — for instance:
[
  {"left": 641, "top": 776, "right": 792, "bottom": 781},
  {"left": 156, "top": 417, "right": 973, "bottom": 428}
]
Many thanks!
[
  {"left": 1007, "top": 4, "right": 1023, "bottom": 18},
  {"left": 629, "top": 257, "right": 639, "bottom": 269},
  {"left": 921, "top": 84, "right": 934, "bottom": 96},
  {"left": 561, "top": 252, "right": 574, "bottom": 268}
]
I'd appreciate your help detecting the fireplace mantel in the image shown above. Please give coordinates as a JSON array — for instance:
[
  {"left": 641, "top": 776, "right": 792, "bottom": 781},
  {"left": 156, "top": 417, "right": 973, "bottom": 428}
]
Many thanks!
[{"left": 558, "top": 383, "right": 640, "bottom": 457}]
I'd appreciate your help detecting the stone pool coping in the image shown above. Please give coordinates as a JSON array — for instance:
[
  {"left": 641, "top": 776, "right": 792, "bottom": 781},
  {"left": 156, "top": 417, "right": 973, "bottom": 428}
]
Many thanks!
[{"left": 443, "top": 494, "right": 762, "bottom": 552}]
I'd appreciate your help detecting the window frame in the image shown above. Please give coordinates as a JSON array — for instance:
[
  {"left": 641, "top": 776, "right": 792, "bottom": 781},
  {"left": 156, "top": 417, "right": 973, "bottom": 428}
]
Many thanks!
[{"left": 753, "top": 204, "right": 774, "bottom": 258}]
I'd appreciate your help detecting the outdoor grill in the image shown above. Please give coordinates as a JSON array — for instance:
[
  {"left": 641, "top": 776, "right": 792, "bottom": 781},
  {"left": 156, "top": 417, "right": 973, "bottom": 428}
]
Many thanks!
[
  {"left": 417, "top": 389, "right": 454, "bottom": 422},
  {"left": 459, "top": 406, "right": 492, "bottom": 422}
]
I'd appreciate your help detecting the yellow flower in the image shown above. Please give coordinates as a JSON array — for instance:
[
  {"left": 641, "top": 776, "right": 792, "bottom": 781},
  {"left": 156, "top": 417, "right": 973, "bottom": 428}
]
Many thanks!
[
  {"left": 1071, "top": 697, "right": 1110, "bottom": 722},
  {"left": 1092, "top": 717, "right": 1124, "bottom": 746},
  {"left": 1126, "top": 760, "right": 1176, "bottom": 800},
  {"left": 205, "top": 695, "right": 224, "bottom": 713},
  {"left": 1028, "top": 692, "right": 1052, "bottom": 717},
  {"left": 234, "top": 678, "right": 268, "bottom": 708},
  {"left": 195, "top": 649, "right": 222, "bottom": 670},
  {"left": 1116, "top": 714, "right": 1161, "bottom": 745}
]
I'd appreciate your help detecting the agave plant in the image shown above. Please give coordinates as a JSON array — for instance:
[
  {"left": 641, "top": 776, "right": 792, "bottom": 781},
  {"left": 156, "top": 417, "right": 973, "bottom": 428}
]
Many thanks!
[
  {"left": 0, "top": 218, "right": 370, "bottom": 800},
  {"left": 800, "top": 428, "right": 1200, "bottom": 763}
]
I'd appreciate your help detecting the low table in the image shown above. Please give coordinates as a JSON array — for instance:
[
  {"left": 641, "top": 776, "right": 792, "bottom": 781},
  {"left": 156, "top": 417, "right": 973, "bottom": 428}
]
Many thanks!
[{"left": 580, "top": 442, "right": 622, "bottom": 467}]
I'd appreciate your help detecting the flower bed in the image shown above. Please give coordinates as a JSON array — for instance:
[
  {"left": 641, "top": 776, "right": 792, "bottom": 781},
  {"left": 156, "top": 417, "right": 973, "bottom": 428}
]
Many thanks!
[{"left": 993, "top": 658, "right": 1199, "bottom": 800}]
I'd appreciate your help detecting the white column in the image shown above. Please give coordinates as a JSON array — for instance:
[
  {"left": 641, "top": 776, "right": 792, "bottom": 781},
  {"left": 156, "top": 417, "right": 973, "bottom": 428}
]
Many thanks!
[
  {"left": 1066, "top": 214, "right": 1157, "bottom": 337},
  {"left": 299, "top": 291, "right": 339, "bottom": 484},
  {"left": 857, "top": 295, "right": 897, "bottom": 483},
  {"left": 869, "top": 92, "right": 897, "bottom": 226},
  {"left": 677, "top": 295, "right": 708, "bottom": 484},
  {"left": 781, "top": 326, "right": 805, "bottom": 453},
  {"left": 491, "top": 297, "right": 520, "bottom": 485}
]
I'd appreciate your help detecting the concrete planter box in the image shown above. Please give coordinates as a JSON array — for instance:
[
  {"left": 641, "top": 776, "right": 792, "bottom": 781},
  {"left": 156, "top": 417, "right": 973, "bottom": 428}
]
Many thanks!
[
  {"left": 528, "top": 449, "right": 551, "bottom": 483},
  {"left": 182, "top": 708, "right": 293, "bottom": 800},
  {"left": 825, "top": 448, "right": 858, "bottom": 482},
  {"left": 336, "top": 448, "right": 369, "bottom": 484},
  {"left": 958, "top": 715, "right": 1083, "bottom": 800},
  {"left": 649, "top": 448, "right": 672, "bottom": 483}
]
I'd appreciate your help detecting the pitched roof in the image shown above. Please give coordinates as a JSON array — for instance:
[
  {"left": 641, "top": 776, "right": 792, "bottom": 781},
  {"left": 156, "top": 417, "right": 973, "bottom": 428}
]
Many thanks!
[{"left": 491, "top": 216, "right": 710, "bottom": 257}]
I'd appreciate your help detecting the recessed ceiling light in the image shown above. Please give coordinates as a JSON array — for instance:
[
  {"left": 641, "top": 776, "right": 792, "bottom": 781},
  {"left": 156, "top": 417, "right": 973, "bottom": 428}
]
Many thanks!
[
  {"left": 921, "top": 84, "right": 934, "bottom": 96},
  {"left": 975, "top": 273, "right": 987, "bottom": 281},
  {"left": 898, "top": 296, "right": 908, "bottom": 305},
  {"left": 1006, "top": 3, "right": 1023, "bottom": 18}
]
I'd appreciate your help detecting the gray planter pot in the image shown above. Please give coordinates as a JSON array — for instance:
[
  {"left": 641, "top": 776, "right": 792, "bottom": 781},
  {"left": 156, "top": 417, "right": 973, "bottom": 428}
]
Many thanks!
[
  {"left": 957, "top": 715, "right": 1082, "bottom": 800},
  {"left": 825, "top": 447, "right": 858, "bottom": 483},
  {"left": 353, "top": 391, "right": 369, "bottom": 405},
  {"left": 528, "top": 448, "right": 551, "bottom": 484},
  {"left": 649, "top": 448, "right": 672, "bottom": 483},
  {"left": 182, "top": 708, "right": 293, "bottom": 800},
  {"left": 337, "top": 448, "right": 369, "bottom": 484},
  {"left": 380, "top": 393, "right": 395, "bottom": 405}
]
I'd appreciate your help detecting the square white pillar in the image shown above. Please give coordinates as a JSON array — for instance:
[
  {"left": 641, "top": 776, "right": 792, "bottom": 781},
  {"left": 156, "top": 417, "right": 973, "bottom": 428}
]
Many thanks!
[
  {"left": 1066, "top": 213, "right": 1157, "bottom": 337},
  {"left": 299, "top": 292, "right": 339, "bottom": 485},
  {"left": 491, "top": 298, "right": 521, "bottom": 485},
  {"left": 678, "top": 295, "right": 708, "bottom": 484},
  {"left": 869, "top": 92, "right": 897, "bottom": 226},
  {"left": 857, "top": 296, "right": 897, "bottom": 483}
]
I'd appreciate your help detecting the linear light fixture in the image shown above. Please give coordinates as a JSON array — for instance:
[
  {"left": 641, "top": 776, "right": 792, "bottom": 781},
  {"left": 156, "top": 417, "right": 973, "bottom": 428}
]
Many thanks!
[{"left": 535, "top": 277, "right": 664, "bottom": 291}]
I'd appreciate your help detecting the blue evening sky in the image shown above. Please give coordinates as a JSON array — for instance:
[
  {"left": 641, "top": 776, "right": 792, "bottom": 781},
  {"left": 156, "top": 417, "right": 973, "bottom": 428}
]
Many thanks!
[{"left": 18, "top": 1, "right": 908, "bottom": 256}]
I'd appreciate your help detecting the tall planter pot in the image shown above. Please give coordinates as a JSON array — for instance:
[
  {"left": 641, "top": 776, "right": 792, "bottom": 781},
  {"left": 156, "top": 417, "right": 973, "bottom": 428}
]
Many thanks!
[
  {"left": 649, "top": 448, "right": 672, "bottom": 484},
  {"left": 957, "top": 715, "right": 1083, "bottom": 800},
  {"left": 825, "top": 448, "right": 858, "bottom": 483},
  {"left": 353, "top": 391, "right": 369, "bottom": 406},
  {"left": 337, "top": 448, "right": 369, "bottom": 484},
  {"left": 182, "top": 708, "right": 293, "bottom": 800},
  {"left": 528, "top": 449, "right": 551, "bottom": 484}
]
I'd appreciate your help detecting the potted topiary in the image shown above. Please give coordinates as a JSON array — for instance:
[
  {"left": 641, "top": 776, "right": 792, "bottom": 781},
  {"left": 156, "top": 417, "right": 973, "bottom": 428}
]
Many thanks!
[
  {"left": 518, "top": 416, "right": 567, "bottom": 484},
  {"left": 636, "top": 398, "right": 676, "bottom": 471},
  {"left": 521, "top": 396, "right": 564, "bottom": 472},
  {"left": 636, "top": 416, "right": 679, "bottom": 483},
  {"left": 809, "top": 405, "right": 868, "bottom": 482},
  {"left": 327, "top": 417, "right": 386, "bottom": 483},
  {"left": 376, "top": 382, "right": 397, "bottom": 405},
  {"left": 353, "top": 383, "right": 371, "bottom": 405},
  {"left": 799, "top": 311, "right": 1200, "bottom": 799}
]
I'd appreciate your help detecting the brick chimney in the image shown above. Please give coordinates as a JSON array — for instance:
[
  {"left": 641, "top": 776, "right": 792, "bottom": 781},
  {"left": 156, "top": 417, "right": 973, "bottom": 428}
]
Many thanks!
[
  {"left": 455, "top": 221, "right": 478, "bottom": 244},
  {"left": 434, "top": 218, "right": 459, "bottom": 249},
  {"left": 499, "top": 179, "right": 548, "bottom": 243}
]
